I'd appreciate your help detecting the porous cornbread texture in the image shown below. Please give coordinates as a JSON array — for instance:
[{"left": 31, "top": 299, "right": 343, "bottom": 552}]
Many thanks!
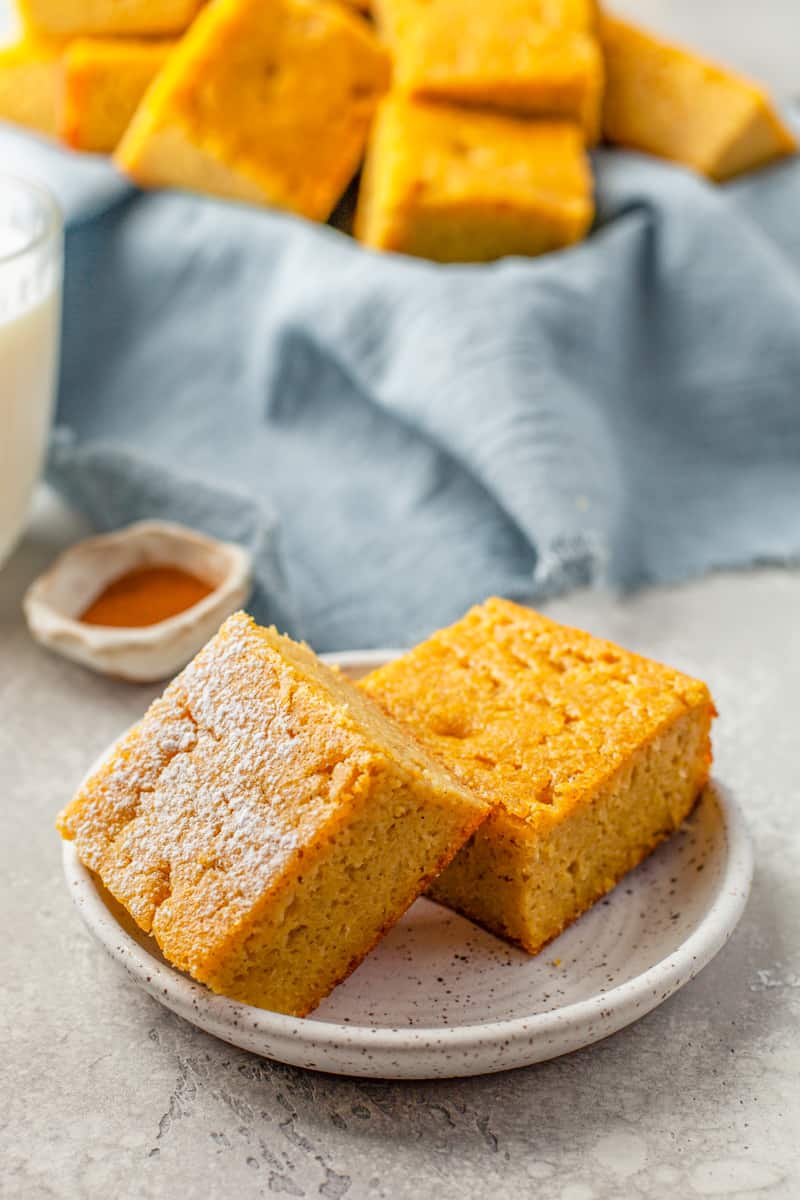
[
  {"left": 356, "top": 95, "right": 593, "bottom": 262},
  {"left": 115, "top": 0, "right": 391, "bottom": 220},
  {"left": 57, "top": 613, "right": 488, "bottom": 1016},
  {"left": 600, "top": 13, "right": 796, "bottom": 181},
  {"left": 374, "top": 0, "right": 603, "bottom": 140},
  {"left": 61, "top": 38, "right": 174, "bottom": 152},
  {"left": 0, "top": 37, "right": 61, "bottom": 137},
  {"left": 18, "top": 0, "right": 204, "bottom": 36},
  {"left": 362, "top": 598, "right": 715, "bottom": 954}
]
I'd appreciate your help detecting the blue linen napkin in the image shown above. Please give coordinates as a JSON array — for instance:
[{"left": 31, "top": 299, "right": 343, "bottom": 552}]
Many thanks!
[{"left": 2, "top": 119, "right": 799, "bottom": 651}]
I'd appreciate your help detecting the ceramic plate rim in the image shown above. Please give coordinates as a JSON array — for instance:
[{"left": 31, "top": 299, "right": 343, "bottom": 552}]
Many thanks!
[{"left": 61, "top": 648, "right": 753, "bottom": 1069}]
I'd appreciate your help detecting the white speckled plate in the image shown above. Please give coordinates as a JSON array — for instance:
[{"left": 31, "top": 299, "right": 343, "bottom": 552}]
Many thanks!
[{"left": 62, "top": 650, "right": 753, "bottom": 1079}]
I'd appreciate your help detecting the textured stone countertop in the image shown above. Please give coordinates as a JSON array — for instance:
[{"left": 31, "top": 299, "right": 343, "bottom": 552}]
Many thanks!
[{"left": 2, "top": 496, "right": 799, "bottom": 1200}]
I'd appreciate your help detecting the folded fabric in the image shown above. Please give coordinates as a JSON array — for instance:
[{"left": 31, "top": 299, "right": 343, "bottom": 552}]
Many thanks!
[{"left": 2, "top": 116, "right": 799, "bottom": 650}]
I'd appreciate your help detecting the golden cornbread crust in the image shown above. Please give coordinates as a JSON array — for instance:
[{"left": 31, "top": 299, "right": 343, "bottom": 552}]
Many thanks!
[
  {"left": 115, "top": 0, "right": 391, "bottom": 220},
  {"left": 378, "top": 0, "right": 603, "bottom": 139},
  {"left": 375, "top": 0, "right": 598, "bottom": 44},
  {"left": 58, "top": 613, "right": 488, "bottom": 1016},
  {"left": 600, "top": 13, "right": 796, "bottom": 181},
  {"left": 362, "top": 598, "right": 715, "bottom": 954},
  {"left": 356, "top": 96, "right": 594, "bottom": 262},
  {"left": 61, "top": 38, "right": 175, "bottom": 153},
  {"left": 0, "top": 37, "right": 61, "bottom": 137},
  {"left": 18, "top": 0, "right": 204, "bottom": 37}
]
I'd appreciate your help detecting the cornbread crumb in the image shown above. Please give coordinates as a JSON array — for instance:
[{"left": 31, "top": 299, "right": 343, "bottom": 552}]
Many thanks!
[
  {"left": 61, "top": 38, "right": 175, "bottom": 153},
  {"left": 58, "top": 613, "right": 488, "bottom": 1016},
  {"left": 362, "top": 598, "right": 715, "bottom": 954},
  {"left": 356, "top": 95, "right": 594, "bottom": 262},
  {"left": 600, "top": 13, "right": 796, "bottom": 181},
  {"left": 115, "top": 0, "right": 391, "bottom": 220}
]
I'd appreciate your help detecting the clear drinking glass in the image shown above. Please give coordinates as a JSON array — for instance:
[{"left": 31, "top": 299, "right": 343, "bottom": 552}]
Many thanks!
[{"left": 0, "top": 173, "right": 63, "bottom": 569}]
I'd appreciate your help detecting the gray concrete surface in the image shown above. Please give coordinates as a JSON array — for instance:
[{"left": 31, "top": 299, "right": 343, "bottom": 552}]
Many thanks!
[{"left": 1, "top": 493, "right": 799, "bottom": 1199}]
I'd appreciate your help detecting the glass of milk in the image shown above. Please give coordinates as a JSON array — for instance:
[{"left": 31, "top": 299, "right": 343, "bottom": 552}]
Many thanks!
[{"left": 0, "top": 173, "right": 62, "bottom": 569}]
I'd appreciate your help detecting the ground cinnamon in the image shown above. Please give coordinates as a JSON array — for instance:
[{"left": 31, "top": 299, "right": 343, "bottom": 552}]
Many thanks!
[{"left": 80, "top": 565, "right": 214, "bottom": 628}]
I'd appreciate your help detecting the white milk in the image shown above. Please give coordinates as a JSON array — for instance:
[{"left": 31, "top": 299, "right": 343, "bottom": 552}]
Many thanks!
[{"left": 0, "top": 201, "right": 62, "bottom": 567}]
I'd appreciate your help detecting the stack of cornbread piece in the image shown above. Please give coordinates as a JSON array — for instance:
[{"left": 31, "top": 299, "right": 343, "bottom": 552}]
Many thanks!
[
  {"left": 358, "top": 0, "right": 600, "bottom": 258},
  {"left": 0, "top": 0, "right": 203, "bottom": 151},
  {"left": 58, "top": 599, "right": 715, "bottom": 1017},
  {"left": 2, "top": 0, "right": 795, "bottom": 258}
]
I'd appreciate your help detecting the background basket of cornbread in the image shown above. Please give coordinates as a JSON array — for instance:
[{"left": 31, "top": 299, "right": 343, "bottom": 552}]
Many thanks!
[{"left": 1, "top": 0, "right": 795, "bottom": 263}]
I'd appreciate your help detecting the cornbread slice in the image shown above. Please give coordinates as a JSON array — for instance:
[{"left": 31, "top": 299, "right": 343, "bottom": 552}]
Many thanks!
[
  {"left": 61, "top": 38, "right": 175, "bottom": 153},
  {"left": 57, "top": 613, "right": 488, "bottom": 1016},
  {"left": 115, "top": 0, "right": 391, "bottom": 220},
  {"left": 18, "top": 0, "right": 203, "bottom": 37},
  {"left": 600, "top": 13, "right": 796, "bottom": 181},
  {"left": 375, "top": 0, "right": 597, "bottom": 43},
  {"left": 0, "top": 36, "right": 61, "bottom": 137},
  {"left": 356, "top": 96, "right": 594, "bottom": 262},
  {"left": 362, "top": 598, "right": 715, "bottom": 954},
  {"left": 375, "top": 0, "right": 603, "bottom": 141}
]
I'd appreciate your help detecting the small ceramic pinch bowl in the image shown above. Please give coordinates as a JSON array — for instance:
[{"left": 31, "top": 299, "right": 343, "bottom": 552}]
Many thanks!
[{"left": 23, "top": 519, "right": 253, "bottom": 682}]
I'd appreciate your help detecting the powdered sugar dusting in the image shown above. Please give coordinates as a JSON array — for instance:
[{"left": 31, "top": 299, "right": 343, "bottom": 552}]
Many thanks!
[{"left": 62, "top": 613, "right": 369, "bottom": 951}]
